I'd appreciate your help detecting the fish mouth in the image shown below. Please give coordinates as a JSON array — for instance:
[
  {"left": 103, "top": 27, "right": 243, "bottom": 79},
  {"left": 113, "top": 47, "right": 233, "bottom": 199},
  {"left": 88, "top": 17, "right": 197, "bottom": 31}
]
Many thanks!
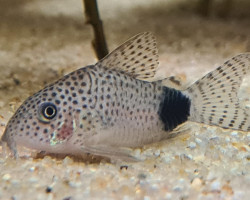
[{"left": 1, "top": 127, "right": 18, "bottom": 157}]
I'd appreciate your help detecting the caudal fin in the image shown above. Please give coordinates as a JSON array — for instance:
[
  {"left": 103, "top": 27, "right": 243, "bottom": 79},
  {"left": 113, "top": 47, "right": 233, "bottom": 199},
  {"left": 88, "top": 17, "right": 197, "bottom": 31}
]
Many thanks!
[{"left": 184, "top": 53, "right": 250, "bottom": 132}]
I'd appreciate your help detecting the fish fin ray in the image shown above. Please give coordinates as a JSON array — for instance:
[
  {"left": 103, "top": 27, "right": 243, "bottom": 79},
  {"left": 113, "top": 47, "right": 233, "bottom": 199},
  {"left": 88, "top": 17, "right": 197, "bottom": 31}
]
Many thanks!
[
  {"left": 81, "top": 145, "right": 138, "bottom": 161},
  {"left": 184, "top": 53, "right": 250, "bottom": 131},
  {"left": 97, "top": 32, "right": 159, "bottom": 80}
]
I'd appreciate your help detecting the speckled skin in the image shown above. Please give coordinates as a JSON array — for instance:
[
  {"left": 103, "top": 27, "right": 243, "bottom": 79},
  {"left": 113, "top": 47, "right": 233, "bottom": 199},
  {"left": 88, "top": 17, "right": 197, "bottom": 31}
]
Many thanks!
[{"left": 2, "top": 64, "right": 169, "bottom": 156}]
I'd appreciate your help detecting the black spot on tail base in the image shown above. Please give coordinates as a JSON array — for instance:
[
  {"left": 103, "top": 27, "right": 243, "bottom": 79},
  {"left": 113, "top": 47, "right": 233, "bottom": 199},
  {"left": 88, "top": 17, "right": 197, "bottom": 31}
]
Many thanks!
[{"left": 158, "top": 87, "right": 191, "bottom": 131}]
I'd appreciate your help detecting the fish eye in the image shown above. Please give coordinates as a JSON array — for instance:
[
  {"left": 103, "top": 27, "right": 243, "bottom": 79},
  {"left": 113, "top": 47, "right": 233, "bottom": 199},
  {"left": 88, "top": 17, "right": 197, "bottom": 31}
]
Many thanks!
[{"left": 38, "top": 102, "right": 57, "bottom": 123}]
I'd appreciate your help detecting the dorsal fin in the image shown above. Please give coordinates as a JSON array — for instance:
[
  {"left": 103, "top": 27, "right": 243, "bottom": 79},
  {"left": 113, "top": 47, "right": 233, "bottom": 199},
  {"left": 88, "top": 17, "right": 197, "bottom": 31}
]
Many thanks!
[{"left": 96, "top": 32, "right": 159, "bottom": 80}]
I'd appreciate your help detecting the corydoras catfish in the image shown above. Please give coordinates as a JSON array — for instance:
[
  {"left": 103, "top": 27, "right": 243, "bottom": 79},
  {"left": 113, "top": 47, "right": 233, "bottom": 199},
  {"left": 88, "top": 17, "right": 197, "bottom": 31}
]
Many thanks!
[{"left": 1, "top": 32, "right": 250, "bottom": 160}]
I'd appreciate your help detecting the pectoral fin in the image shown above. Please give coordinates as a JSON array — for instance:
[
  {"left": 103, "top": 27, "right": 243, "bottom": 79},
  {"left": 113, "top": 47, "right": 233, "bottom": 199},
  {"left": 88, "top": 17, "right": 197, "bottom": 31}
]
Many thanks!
[{"left": 81, "top": 145, "right": 139, "bottom": 161}]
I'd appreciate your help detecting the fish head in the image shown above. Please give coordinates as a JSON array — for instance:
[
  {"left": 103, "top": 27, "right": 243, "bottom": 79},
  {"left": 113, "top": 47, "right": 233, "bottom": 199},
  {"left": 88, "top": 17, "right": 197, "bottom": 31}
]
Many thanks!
[{"left": 1, "top": 80, "right": 79, "bottom": 156}]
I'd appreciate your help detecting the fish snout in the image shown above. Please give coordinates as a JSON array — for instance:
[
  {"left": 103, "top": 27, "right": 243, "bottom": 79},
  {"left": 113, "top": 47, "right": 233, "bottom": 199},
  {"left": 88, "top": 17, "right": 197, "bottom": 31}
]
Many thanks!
[{"left": 1, "top": 127, "right": 18, "bottom": 157}]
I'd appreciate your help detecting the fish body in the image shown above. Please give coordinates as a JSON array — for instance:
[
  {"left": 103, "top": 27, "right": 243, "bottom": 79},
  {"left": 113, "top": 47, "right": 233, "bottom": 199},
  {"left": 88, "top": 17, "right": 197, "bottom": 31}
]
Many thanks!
[
  {"left": 1, "top": 32, "right": 250, "bottom": 159},
  {"left": 1, "top": 64, "right": 189, "bottom": 157}
]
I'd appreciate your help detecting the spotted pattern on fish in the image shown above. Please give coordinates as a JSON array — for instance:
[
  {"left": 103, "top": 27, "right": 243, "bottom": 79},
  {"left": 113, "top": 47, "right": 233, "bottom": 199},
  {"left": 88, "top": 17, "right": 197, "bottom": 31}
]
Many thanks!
[
  {"left": 1, "top": 32, "right": 250, "bottom": 160},
  {"left": 185, "top": 54, "right": 250, "bottom": 132}
]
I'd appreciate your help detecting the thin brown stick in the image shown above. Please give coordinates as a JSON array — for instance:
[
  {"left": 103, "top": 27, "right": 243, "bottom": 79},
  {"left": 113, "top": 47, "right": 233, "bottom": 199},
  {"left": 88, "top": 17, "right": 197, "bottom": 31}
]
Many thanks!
[
  {"left": 83, "top": 0, "right": 109, "bottom": 60},
  {"left": 197, "top": 0, "right": 212, "bottom": 17}
]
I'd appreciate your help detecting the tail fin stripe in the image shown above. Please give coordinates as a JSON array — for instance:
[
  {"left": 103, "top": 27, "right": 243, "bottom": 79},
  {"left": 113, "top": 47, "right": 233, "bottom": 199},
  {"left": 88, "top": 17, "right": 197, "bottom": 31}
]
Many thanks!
[{"left": 184, "top": 53, "right": 250, "bottom": 132}]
